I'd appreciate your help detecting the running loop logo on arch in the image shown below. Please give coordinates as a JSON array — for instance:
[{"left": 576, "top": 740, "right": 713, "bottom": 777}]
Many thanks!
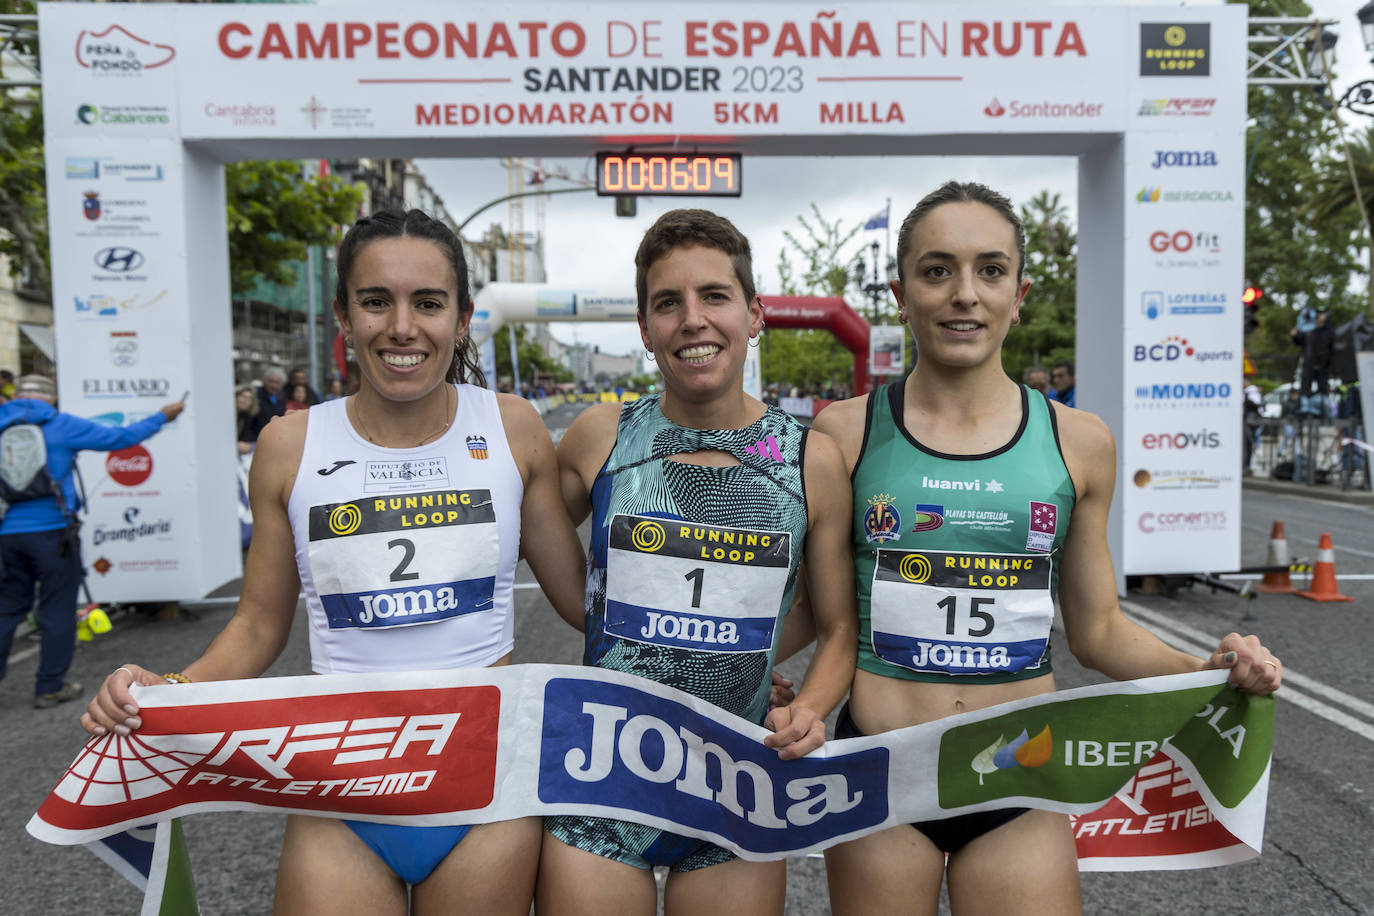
[
  {"left": 47, "top": 687, "right": 499, "bottom": 824},
  {"left": 539, "top": 678, "right": 888, "bottom": 854}
]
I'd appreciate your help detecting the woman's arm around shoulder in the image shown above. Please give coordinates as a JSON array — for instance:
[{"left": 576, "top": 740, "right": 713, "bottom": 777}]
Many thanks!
[
  {"left": 553, "top": 402, "right": 622, "bottom": 525},
  {"left": 764, "top": 428, "right": 859, "bottom": 759},
  {"left": 811, "top": 394, "right": 870, "bottom": 473},
  {"left": 82, "top": 412, "right": 310, "bottom": 736},
  {"left": 1051, "top": 402, "right": 1280, "bottom": 695},
  {"left": 498, "top": 393, "right": 587, "bottom": 631}
]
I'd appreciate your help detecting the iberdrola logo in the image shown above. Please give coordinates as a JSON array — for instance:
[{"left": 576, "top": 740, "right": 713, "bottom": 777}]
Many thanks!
[{"left": 970, "top": 725, "right": 1053, "bottom": 785}]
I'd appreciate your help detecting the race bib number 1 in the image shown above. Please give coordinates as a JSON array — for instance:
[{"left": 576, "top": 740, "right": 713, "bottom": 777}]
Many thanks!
[
  {"left": 308, "top": 489, "right": 500, "bottom": 629},
  {"left": 605, "top": 514, "right": 790, "bottom": 653},
  {"left": 870, "top": 549, "right": 1052, "bottom": 675}
]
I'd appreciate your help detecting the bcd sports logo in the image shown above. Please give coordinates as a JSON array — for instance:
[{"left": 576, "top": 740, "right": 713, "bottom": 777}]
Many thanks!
[
  {"left": 1131, "top": 337, "right": 1233, "bottom": 363},
  {"left": 41, "top": 687, "right": 499, "bottom": 830},
  {"left": 539, "top": 678, "right": 888, "bottom": 854},
  {"left": 76, "top": 25, "right": 175, "bottom": 73}
]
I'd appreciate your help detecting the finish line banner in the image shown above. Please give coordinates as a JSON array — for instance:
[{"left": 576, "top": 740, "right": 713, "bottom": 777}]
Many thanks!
[{"left": 30, "top": 666, "right": 1271, "bottom": 877}]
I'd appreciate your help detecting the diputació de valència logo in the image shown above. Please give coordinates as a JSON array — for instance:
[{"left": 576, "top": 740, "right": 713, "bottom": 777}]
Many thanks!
[{"left": 936, "top": 682, "right": 1273, "bottom": 812}]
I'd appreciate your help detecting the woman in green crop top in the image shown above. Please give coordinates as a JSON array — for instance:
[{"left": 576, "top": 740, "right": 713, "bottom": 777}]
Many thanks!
[{"left": 808, "top": 181, "right": 1283, "bottom": 915}]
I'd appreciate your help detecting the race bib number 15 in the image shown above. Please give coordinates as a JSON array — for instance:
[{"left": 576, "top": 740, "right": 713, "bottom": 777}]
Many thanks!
[
  {"left": 870, "top": 549, "right": 1052, "bottom": 675},
  {"left": 605, "top": 514, "right": 791, "bottom": 653}
]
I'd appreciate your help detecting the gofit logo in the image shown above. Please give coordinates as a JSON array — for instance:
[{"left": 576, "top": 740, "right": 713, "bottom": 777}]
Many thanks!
[
  {"left": 76, "top": 25, "right": 176, "bottom": 73},
  {"left": 540, "top": 679, "right": 888, "bottom": 854},
  {"left": 1149, "top": 230, "right": 1219, "bottom": 253},
  {"left": 107, "top": 445, "right": 152, "bottom": 487},
  {"left": 43, "top": 687, "right": 499, "bottom": 821}
]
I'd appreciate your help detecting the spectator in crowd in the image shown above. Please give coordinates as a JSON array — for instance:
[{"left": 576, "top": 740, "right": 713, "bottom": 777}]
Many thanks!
[
  {"left": 1050, "top": 359, "right": 1075, "bottom": 407},
  {"left": 284, "top": 382, "right": 312, "bottom": 413},
  {"left": 1278, "top": 385, "right": 1304, "bottom": 461},
  {"left": 322, "top": 377, "right": 344, "bottom": 401},
  {"left": 0, "top": 374, "right": 184, "bottom": 708},
  {"left": 254, "top": 367, "right": 288, "bottom": 436},
  {"left": 235, "top": 383, "right": 259, "bottom": 455},
  {"left": 1292, "top": 307, "right": 1335, "bottom": 418},
  {"left": 1023, "top": 365, "right": 1050, "bottom": 395},
  {"left": 1243, "top": 383, "right": 1263, "bottom": 473},
  {"left": 0, "top": 369, "right": 14, "bottom": 399},
  {"left": 287, "top": 367, "right": 320, "bottom": 406}
]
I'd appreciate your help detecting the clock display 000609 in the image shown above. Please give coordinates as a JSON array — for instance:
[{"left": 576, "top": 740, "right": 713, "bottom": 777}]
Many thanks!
[{"left": 596, "top": 153, "right": 742, "bottom": 197}]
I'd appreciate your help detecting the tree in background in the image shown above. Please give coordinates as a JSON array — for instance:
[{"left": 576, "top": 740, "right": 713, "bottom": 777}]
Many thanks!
[
  {"left": 1007, "top": 190, "right": 1076, "bottom": 382},
  {"left": 1243, "top": 0, "right": 1364, "bottom": 386},
  {"left": 769, "top": 204, "right": 866, "bottom": 392},
  {"left": 0, "top": 0, "right": 45, "bottom": 294},
  {"left": 1312, "top": 121, "right": 1374, "bottom": 316},
  {"left": 494, "top": 323, "right": 572, "bottom": 387},
  {"left": 226, "top": 160, "right": 364, "bottom": 297}
]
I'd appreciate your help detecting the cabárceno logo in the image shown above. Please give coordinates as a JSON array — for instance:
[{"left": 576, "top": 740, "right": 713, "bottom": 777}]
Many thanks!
[{"left": 540, "top": 679, "right": 888, "bottom": 854}]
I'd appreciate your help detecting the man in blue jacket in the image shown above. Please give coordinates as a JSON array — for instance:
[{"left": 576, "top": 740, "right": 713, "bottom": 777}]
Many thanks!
[{"left": 0, "top": 374, "right": 184, "bottom": 708}]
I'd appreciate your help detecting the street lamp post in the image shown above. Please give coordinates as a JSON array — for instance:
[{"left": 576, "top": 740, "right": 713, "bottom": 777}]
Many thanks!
[{"left": 854, "top": 240, "right": 890, "bottom": 325}]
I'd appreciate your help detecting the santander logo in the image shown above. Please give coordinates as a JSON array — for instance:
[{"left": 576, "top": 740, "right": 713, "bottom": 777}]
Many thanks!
[
  {"left": 107, "top": 444, "right": 152, "bottom": 487},
  {"left": 984, "top": 98, "right": 1007, "bottom": 117}
]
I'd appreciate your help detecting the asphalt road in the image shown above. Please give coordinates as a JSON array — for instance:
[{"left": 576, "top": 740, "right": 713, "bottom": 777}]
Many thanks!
[{"left": 3, "top": 402, "right": 1373, "bottom": 914}]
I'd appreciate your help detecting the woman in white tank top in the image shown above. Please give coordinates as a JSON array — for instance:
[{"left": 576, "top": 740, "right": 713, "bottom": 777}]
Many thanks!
[{"left": 82, "top": 209, "right": 586, "bottom": 914}]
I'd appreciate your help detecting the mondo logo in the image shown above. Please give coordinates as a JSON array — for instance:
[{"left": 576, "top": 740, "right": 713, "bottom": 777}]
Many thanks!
[{"left": 107, "top": 444, "right": 152, "bottom": 487}]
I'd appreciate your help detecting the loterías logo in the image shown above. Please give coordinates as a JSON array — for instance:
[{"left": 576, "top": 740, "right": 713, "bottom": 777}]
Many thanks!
[
  {"left": 38, "top": 686, "right": 500, "bottom": 831},
  {"left": 75, "top": 25, "right": 175, "bottom": 73}
]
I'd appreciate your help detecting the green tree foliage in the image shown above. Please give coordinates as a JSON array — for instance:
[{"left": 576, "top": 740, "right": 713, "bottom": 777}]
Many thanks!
[
  {"left": 1006, "top": 191, "right": 1077, "bottom": 381},
  {"left": 1242, "top": 0, "right": 1364, "bottom": 385},
  {"left": 1312, "top": 122, "right": 1374, "bottom": 315},
  {"left": 768, "top": 204, "right": 867, "bottom": 391},
  {"left": 494, "top": 323, "right": 572, "bottom": 386},
  {"left": 225, "top": 160, "right": 363, "bottom": 296},
  {"left": 0, "top": 1, "right": 46, "bottom": 293}
]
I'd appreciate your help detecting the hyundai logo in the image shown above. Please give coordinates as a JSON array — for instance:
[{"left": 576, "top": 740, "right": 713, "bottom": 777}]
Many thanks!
[{"left": 94, "top": 247, "right": 145, "bottom": 272}]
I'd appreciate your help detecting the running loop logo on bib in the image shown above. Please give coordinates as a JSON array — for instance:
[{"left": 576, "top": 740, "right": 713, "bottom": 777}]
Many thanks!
[
  {"left": 308, "top": 489, "right": 499, "bottom": 629},
  {"left": 870, "top": 549, "right": 1053, "bottom": 675},
  {"left": 604, "top": 514, "right": 790, "bottom": 653}
]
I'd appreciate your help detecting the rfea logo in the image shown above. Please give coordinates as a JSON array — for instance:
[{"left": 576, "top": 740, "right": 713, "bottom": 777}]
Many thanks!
[{"left": 75, "top": 25, "right": 175, "bottom": 73}]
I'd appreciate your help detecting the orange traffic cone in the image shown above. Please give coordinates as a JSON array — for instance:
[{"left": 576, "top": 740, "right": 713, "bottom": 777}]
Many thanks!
[
  {"left": 1297, "top": 533, "right": 1354, "bottom": 602},
  {"left": 1258, "top": 521, "right": 1298, "bottom": 594}
]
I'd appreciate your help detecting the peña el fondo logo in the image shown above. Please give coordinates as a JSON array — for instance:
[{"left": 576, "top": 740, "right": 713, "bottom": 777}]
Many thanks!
[{"left": 538, "top": 678, "right": 889, "bottom": 855}]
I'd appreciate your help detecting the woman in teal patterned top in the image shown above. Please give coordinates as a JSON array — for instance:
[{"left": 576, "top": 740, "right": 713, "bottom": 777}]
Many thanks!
[
  {"left": 811, "top": 181, "right": 1283, "bottom": 915},
  {"left": 539, "top": 209, "right": 858, "bottom": 915}
]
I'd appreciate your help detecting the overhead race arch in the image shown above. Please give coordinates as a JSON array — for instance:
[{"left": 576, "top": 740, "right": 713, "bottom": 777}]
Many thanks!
[{"left": 41, "top": 4, "right": 1245, "bottom": 600}]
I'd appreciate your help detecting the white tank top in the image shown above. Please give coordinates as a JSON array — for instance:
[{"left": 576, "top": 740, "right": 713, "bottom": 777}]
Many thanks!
[{"left": 286, "top": 384, "right": 522, "bottom": 673}]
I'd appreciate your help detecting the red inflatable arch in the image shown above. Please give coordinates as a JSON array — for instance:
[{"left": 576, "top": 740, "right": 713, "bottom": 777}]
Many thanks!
[{"left": 759, "top": 296, "right": 874, "bottom": 395}]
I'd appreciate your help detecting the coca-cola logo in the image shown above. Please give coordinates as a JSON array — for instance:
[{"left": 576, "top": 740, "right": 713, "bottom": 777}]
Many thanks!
[{"left": 107, "top": 444, "right": 152, "bottom": 487}]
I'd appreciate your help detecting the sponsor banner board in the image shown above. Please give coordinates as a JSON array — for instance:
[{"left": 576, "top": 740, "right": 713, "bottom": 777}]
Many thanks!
[{"left": 30, "top": 665, "right": 1268, "bottom": 909}]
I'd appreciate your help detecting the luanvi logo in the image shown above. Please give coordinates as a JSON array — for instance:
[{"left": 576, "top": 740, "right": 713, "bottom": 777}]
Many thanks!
[{"left": 317, "top": 460, "right": 357, "bottom": 476}]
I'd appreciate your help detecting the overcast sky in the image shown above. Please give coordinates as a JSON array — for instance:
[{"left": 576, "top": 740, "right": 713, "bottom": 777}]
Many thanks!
[{"left": 407, "top": 0, "right": 1366, "bottom": 357}]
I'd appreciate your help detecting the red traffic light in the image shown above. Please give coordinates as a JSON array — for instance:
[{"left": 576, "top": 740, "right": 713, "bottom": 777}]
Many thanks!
[{"left": 1242, "top": 286, "right": 1264, "bottom": 305}]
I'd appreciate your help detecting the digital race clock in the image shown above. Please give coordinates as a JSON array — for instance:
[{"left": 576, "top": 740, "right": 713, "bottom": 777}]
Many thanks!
[{"left": 596, "top": 153, "right": 742, "bottom": 197}]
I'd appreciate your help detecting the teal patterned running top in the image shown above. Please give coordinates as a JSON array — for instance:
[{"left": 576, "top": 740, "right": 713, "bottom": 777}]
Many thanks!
[{"left": 583, "top": 395, "right": 811, "bottom": 725}]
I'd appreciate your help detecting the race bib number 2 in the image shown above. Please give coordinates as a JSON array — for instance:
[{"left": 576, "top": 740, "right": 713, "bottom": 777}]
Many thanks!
[
  {"left": 870, "top": 549, "right": 1052, "bottom": 675},
  {"left": 605, "top": 514, "right": 791, "bottom": 653},
  {"left": 308, "top": 489, "right": 499, "bottom": 629}
]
